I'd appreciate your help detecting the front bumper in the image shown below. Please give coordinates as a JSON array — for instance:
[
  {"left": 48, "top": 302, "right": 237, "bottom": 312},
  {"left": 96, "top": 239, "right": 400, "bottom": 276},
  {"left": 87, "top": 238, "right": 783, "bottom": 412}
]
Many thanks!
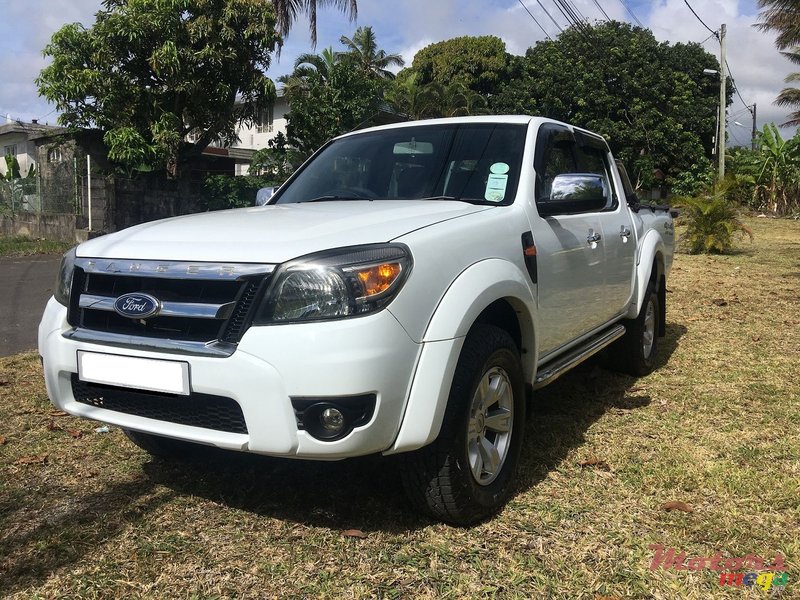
[{"left": 38, "top": 297, "right": 422, "bottom": 458}]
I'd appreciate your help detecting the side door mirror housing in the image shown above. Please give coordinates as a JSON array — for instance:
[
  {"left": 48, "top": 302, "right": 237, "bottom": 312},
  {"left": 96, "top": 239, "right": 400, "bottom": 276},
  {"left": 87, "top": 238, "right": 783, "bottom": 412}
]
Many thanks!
[
  {"left": 255, "top": 187, "right": 275, "bottom": 206},
  {"left": 538, "top": 173, "right": 608, "bottom": 216}
]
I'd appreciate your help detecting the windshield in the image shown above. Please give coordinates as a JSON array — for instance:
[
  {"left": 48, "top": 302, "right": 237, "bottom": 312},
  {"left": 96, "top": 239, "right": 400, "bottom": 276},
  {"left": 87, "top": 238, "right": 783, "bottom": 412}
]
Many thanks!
[{"left": 273, "top": 123, "right": 528, "bottom": 206}]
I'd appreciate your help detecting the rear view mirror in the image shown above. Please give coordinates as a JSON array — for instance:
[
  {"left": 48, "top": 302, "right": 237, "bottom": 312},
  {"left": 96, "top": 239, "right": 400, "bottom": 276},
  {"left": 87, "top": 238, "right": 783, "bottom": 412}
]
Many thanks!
[
  {"left": 538, "top": 173, "right": 608, "bottom": 216},
  {"left": 255, "top": 187, "right": 275, "bottom": 206}
]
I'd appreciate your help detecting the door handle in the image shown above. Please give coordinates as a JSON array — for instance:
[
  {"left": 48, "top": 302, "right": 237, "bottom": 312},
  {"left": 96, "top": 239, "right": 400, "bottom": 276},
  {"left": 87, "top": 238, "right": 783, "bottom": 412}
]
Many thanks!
[
  {"left": 620, "top": 226, "right": 632, "bottom": 238},
  {"left": 586, "top": 232, "right": 602, "bottom": 244}
]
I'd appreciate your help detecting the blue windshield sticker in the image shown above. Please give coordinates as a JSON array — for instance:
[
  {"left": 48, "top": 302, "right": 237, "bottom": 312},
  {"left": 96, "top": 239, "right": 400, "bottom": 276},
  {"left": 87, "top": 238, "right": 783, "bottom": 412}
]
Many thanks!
[
  {"left": 490, "top": 162, "right": 510, "bottom": 175},
  {"left": 485, "top": 173, "right": 508, "bottom": 202}
]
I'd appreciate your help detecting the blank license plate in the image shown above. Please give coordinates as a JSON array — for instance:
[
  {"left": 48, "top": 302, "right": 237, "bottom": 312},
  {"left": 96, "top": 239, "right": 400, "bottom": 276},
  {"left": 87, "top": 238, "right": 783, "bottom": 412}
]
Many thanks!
[{"left": 77, "top": 351, "right": 190, "bottom": 395}]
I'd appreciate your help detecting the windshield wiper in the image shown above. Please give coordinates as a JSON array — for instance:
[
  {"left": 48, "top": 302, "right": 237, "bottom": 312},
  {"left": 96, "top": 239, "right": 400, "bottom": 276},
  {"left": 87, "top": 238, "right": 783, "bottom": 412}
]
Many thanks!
[
  {"left": 303, "top": 195, "right": 362, "bottom": 203},
  {"left": 417, "top": 195, "right": 497, "bottom": 206}
]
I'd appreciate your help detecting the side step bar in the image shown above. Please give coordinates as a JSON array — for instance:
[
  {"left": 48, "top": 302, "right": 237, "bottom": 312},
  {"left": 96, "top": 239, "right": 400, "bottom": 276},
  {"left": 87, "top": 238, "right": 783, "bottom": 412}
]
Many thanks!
[{"left": 532, "top": 324, "right": 626, "bottom": 390}]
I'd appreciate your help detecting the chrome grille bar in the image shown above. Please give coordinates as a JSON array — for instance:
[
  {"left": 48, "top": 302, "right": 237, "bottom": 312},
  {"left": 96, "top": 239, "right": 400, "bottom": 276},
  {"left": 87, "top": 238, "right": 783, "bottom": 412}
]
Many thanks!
[
  {"left": 79, "top": 294, "right": 236, "bottom": 320},
  {"left": 75, "top": 258, "right": 276, "bottom": 280}
]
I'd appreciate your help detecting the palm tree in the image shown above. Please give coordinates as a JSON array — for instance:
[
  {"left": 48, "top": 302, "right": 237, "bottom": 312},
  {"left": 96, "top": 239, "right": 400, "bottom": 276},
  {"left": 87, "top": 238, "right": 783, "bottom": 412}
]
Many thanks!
[
  {"left": 278, "top": 47, "right": 339, "bottom": 98},
  {"left": 338, "top": 26, "right": 405, "bottom": 79},
  {"left": 757, "top": 0, "right": 800, "bottom": 50},
  {"left": 776, "top": 50, "right": 800, "bottom": 126},
  {"left": 757, "top": 1, "right": 800, "bottom": 126},
  {"left": 271, "top": 0, "right": 357, "bottom": 47}
]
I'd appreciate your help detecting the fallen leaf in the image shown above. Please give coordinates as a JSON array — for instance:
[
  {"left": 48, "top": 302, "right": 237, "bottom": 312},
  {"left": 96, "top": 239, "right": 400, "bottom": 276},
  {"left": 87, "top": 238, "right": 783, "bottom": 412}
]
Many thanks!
[
  {"left": 0, "top": 436, "right": 7, "bottom": 445},
  {"left": 342, "top": 529, "right": 368, "bottom": 539},
  {"left": 752, "top": 335, "right": 760, "bottom": 342},
  {"left": 49, "top": 411, "right": 69, "bottom": 417},
  {"left": 661, "top": 501, "right": 693, "bottom": 513},
  {"left": 712, "top": 298, "right": 727, "bottom": 307},
  {"left": 0, "top": 378, "right": 9, "bottom": 386},
  {"left": 46, "top": 420, "right": 61, "bottom": 431},
  {"left": 16, "top": 453, "right": 48, "bottom": 465},
  {"left": 68, "top": 429, "right": 83, "bottom": 439},
  {"left": 579, "top": 457, "right": 610, "bottom": 470}
]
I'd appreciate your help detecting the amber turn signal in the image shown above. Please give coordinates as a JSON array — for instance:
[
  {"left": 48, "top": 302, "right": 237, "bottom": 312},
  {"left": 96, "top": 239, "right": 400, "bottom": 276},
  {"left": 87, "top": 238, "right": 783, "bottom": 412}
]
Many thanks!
[{"left": 355, "top": 263, "right": 402, "bottom": 297}]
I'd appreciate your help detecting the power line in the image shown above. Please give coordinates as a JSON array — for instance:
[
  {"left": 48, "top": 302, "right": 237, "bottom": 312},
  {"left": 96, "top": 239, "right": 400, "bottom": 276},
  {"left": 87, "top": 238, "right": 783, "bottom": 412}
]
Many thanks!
[
  {"left": 725, "top": 58, "right": 753, "bottom": 113},
  {"left": 517, "top": 0, "right": 553, "bottom": 40},
  {"left": 590, "top": 0, "right": 611, "bottom": 21},
  {"left": 617, "top": 0, "right": 644, "bottom": 27},
  {"left": 535, "top": 0, "right": 563, "bottom": 33},
  {"left": 682, "top": 0, "right": 718, "bottom": 38}
]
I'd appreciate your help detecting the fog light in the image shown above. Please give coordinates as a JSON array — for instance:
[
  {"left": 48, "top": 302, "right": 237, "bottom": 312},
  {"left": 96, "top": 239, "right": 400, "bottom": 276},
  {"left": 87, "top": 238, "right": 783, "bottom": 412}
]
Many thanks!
[{"left": 320, "top": 407, "right": 345, "bottom": 432}]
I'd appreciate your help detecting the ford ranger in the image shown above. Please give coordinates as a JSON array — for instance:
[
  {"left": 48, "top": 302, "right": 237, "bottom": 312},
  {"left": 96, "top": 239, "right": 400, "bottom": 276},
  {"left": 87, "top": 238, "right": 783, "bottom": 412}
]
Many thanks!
[{"left": 39, "top": 116, "right": 674, "bottom": 524}]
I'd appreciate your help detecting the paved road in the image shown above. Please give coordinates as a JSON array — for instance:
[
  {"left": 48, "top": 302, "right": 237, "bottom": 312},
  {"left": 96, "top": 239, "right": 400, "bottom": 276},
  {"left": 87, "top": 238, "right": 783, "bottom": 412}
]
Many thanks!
[{"left": 0, "top": 255, "right": 61, "bottom": 357}]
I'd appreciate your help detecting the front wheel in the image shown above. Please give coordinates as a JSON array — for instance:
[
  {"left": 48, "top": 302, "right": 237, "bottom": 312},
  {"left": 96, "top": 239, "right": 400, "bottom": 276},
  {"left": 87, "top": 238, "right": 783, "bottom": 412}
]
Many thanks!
[{"left": 400, "top": 324, "right": 526, "bottom": 525}]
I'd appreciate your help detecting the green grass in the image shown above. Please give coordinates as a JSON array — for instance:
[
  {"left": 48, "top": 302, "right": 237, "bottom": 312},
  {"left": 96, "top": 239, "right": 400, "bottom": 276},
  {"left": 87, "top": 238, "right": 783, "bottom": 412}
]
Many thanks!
[
  {"left": 1, "top": 217, "right": 798, "bottom": 598},
  {"left": 0, "top": 235, "right": 72, "bottom": 257}
]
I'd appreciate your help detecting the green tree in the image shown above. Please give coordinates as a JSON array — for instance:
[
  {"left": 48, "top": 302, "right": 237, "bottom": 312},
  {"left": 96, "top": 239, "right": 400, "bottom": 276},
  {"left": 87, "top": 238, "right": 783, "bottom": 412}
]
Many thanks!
[
  {"left": 492, "top": 21, "right": 725, "bottom": 190},
  {"left": 284, "top": 60, "right": 385, "bottom": 155},
  {"left": 757, "top": 0, "right": 800, "bottom": 126},
  {"left": 752, "top": 124, "right": 800, "bottom": 214},
  {"left": 386, "top": 72, "right": 489, "bottom": 120},
  {"left": 405, "top": 36, "right": 514, "bottom": 97},
  {"left": 338, "top": 26, "right": 404, "bottom": 79},
  {"left": 281, "top": 26, "right": 396, "bottom": 155},
  {"left": 37, "top": 0, "right": 282, "bottom": 178}
]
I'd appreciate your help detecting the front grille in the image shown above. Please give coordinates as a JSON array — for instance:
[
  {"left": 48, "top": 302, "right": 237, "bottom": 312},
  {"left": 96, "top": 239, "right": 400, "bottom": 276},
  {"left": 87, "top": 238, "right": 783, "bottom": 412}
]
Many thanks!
[
  {"left": 71, "top": 374, "right": 248, "bottom": 434},
  {"left": 68, "top": 259, "right": 273, "bottom": 351}
]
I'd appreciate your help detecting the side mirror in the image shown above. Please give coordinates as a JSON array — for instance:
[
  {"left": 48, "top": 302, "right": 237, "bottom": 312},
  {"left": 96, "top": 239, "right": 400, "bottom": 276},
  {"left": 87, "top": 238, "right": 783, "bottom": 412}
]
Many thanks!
[
  {"left": 255, "top": 187, "right": 275, "bottom": 206},
  {"left": 538, "top": 173, "right": 608, "bottom": 216}
]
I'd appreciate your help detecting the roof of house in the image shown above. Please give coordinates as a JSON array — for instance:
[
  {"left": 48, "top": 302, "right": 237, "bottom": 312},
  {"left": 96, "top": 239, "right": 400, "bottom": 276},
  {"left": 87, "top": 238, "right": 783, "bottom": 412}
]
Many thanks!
[{"left": 0, "top": 121, "right": 61, "bottom": 138}]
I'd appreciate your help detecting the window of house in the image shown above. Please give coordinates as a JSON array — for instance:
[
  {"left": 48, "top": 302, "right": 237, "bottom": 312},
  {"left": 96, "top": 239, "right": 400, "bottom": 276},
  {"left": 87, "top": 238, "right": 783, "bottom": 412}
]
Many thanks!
[
  {"left": 256, "top": 106, "right": 274, "bottom": 134},
  {"left": 3, "top": 144, "right": 17, "bottom": 157},
  {"left": 47, "top": 147, "right": 63, "bottom": 163}
]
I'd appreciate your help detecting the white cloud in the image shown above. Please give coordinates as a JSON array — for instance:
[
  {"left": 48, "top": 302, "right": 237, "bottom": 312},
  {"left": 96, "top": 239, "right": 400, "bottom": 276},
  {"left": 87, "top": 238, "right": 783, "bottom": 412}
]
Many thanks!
[{"left": 2, "top": 0, "right": 796, "bottom": 140}]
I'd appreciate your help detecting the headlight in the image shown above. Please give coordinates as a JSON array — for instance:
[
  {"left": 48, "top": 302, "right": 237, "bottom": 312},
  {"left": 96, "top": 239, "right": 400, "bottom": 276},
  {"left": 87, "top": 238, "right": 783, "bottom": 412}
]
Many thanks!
[
  {"left": 54, "top": 247, "right": 77, "bottom": 307},
  {"left": 255, "top": 244, "right": 412, "bottom": 323}
]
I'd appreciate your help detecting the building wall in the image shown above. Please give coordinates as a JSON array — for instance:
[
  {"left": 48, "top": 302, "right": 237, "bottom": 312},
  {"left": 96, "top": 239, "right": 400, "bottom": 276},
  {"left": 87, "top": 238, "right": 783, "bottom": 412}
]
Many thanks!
[
  {"left": 230, "top": 96, "right": 289, "bottom": 175},
  {"left": 0, "top": 133, "right": 37, "bottom": 178}
]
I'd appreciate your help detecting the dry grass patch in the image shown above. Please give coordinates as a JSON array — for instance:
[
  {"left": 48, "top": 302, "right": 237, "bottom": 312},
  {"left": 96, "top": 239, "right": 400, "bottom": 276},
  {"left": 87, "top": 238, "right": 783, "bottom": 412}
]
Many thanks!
[{"left": 1, "top": 217, "right": 798, "bottom": 598}]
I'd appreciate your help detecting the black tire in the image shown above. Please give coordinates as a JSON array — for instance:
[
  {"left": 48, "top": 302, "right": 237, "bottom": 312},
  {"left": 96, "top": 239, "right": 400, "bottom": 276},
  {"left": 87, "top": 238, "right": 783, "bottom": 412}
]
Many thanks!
[
  {"left": 608, "top": 282, "right": 661, "bottom": 376},
  {"left": 400, "top": 324, "right": 526, "bottom": 525},
  {"left": 123, "top": 428, "right": 202, "bottom": 460}
]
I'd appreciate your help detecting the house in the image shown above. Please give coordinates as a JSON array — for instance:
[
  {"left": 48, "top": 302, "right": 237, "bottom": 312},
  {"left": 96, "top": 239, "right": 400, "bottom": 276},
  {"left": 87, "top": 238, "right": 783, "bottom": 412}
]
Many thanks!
[
  {"left": 229, "top": 89, "right": 289, "bottom": 175},
  {"left": 0, "top": 119, "right": 61, "bottom": 178}
]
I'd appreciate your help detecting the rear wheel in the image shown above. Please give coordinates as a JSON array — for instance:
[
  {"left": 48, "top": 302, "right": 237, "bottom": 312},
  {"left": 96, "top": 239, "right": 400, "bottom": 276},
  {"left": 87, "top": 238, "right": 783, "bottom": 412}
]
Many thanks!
[
  {"left": 400, "top": 324, "right": 526, "bottom": 525},
  {"left": 123, "top": 429, "right": 201, "bottom": 460},
  {"left": 608, "top": 282, "right": 661, "bottom": 376}
]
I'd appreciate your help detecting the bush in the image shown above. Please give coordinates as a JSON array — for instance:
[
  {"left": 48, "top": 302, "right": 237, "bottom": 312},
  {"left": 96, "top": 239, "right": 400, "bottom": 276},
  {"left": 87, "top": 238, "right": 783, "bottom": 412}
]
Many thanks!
[
  {"left": 677, "top": 184, "right": 753, "bottom": 254},
  {"left": 201, "top": 175, "right": 276, "bottom": 211}
]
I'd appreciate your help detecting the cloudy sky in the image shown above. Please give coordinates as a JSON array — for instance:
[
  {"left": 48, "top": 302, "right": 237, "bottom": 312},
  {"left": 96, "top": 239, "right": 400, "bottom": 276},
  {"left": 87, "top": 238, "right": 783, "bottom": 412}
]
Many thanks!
[{"left": 1, "top": 0, "right": 797, "bottom": 144}]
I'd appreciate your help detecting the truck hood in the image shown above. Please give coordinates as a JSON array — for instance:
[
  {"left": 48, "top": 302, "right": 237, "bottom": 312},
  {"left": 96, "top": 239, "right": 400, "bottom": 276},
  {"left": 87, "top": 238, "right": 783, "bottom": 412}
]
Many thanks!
[{"left": 77, "top": 200, "right": 492, "bottom": 263}]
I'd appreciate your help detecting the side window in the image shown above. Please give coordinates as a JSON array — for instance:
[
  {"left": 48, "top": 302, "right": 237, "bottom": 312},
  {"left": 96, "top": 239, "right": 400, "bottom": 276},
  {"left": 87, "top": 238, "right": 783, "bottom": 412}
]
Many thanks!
[
  {"left": 539, "top": 135, "right": 578, "bottom": 201},
  {"left": 575, "top": 145, "right": 617, "bottom": 210}
]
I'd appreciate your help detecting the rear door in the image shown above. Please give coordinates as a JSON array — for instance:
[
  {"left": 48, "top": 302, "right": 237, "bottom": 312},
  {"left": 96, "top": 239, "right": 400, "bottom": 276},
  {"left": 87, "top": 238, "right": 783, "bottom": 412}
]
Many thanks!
[{"left": 573, "top": 134, "right": 636, "bottom": 319}]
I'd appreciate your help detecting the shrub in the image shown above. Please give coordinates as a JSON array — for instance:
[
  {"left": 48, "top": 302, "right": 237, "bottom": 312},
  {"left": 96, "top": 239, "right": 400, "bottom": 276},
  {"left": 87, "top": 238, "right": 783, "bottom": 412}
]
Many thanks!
[
  {"left": 677, "top": 185, "right": 753, "bottom": 254},
  {"left": 201, "top": 175, "right": 276, "bottom": 211}
]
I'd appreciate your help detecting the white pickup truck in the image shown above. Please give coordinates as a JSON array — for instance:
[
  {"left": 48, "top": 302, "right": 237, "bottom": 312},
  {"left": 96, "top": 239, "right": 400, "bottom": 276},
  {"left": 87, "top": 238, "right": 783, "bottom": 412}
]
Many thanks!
[{"left": 39, "top": 116, "right": 674, "bottom": 524}]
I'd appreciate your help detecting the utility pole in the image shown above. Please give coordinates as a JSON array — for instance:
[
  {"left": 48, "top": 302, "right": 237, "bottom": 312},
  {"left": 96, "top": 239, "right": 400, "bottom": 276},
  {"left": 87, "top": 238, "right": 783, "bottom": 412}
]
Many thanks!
[
  {"left": 751, "top": 103, "right": 757, "bottom": 151},
  {"left": 718, "top": 23, "right": 727, "bottom": 180}
]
